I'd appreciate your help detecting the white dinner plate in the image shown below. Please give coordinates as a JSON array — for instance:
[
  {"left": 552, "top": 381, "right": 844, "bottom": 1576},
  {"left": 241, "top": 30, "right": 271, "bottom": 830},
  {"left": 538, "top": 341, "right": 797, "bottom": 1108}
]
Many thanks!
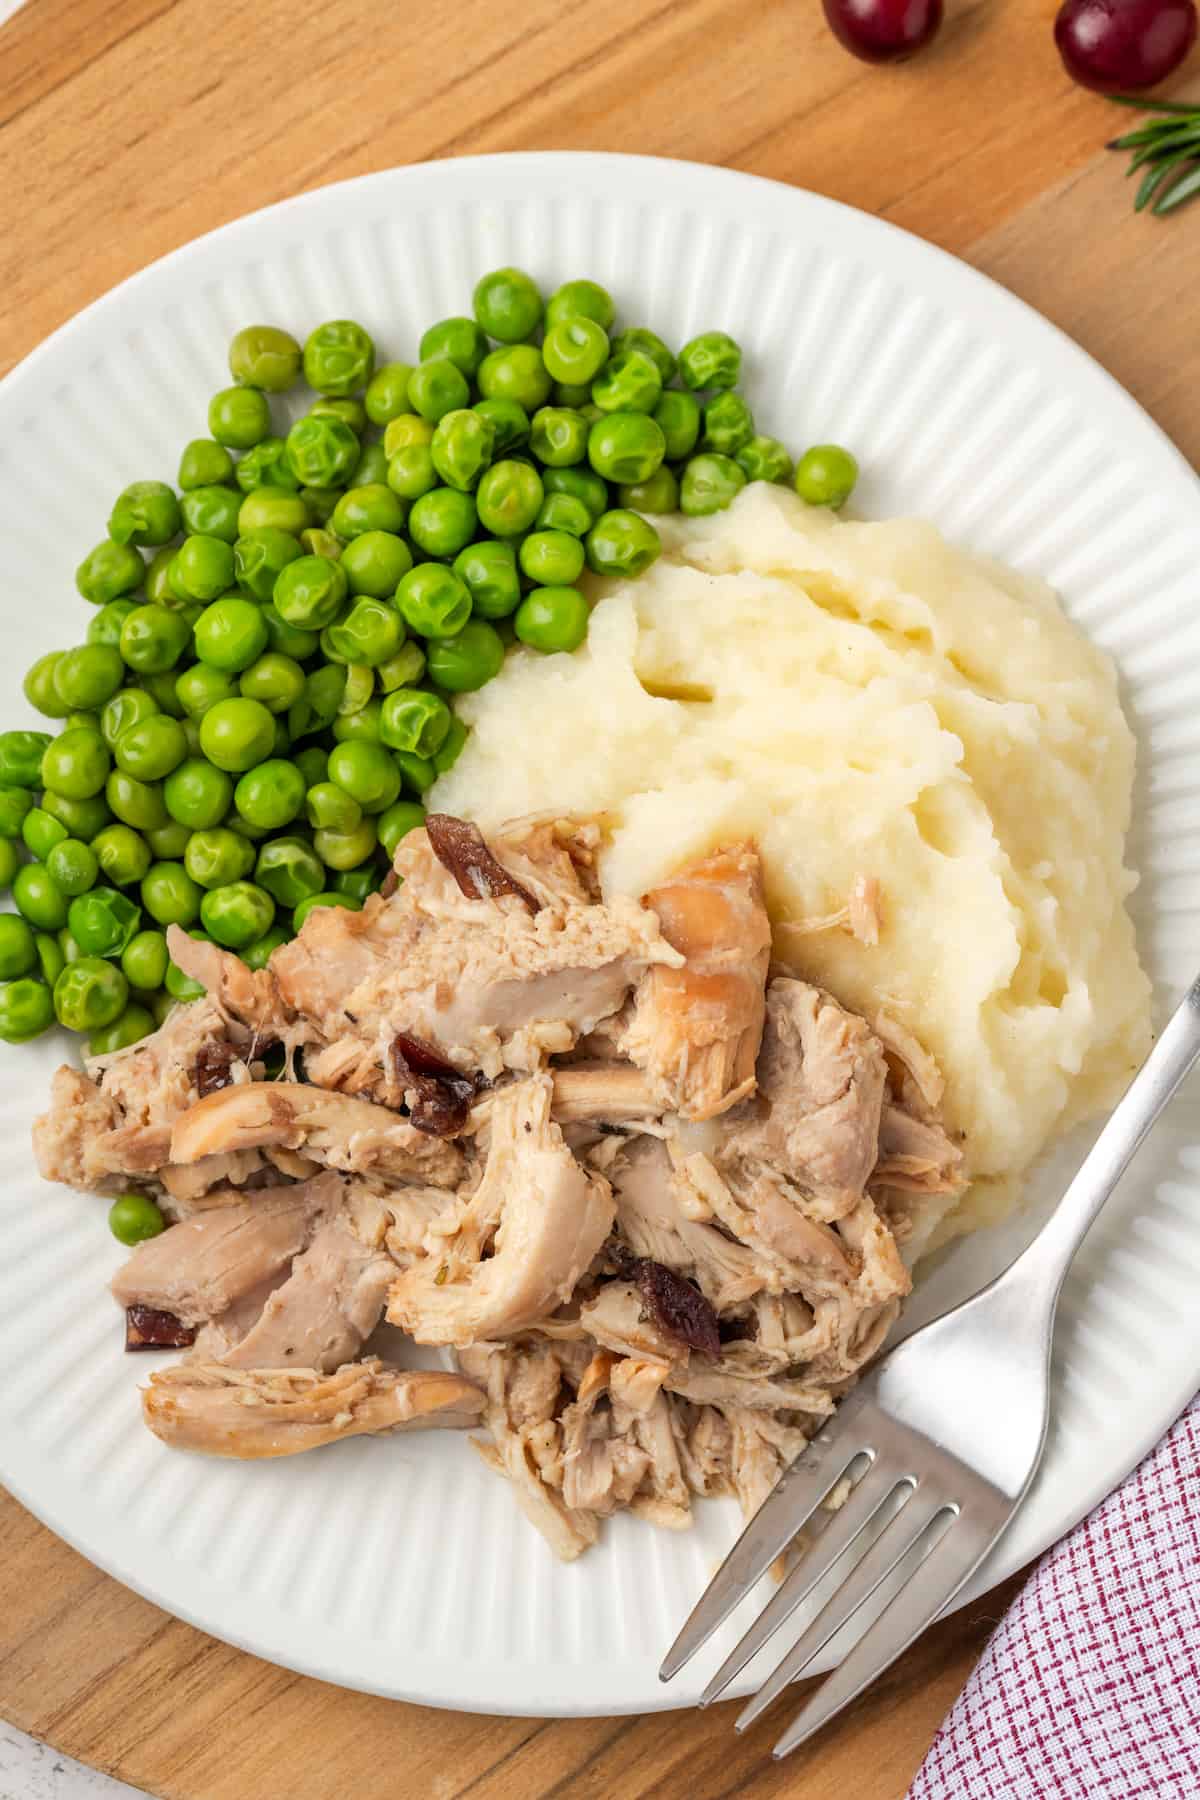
[{"left": 1, "top": 153, "right": 1198, "bottom": 1718}]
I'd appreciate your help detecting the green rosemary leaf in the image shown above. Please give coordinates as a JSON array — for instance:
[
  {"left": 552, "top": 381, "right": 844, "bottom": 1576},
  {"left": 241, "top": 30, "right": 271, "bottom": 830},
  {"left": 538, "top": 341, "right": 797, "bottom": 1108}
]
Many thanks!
[
  {"left": 1153, "top": 162, "right": 1200, "bottom": 215},
  {"left": 1108, "top": 94, "right": 1200, "bottom": 116},
  {"left": 1135, "top": 161, "right": 1175, "bottom": 211},
  {"left": 1126, "top": 129, "right": 1200, "bottom": 174}
]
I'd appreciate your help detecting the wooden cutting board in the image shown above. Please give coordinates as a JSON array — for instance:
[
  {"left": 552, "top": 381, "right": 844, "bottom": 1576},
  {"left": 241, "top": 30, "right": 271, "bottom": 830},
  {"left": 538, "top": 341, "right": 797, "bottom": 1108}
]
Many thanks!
[{"left": 2, "top": 2, "right": 1198, "bottom": 1794}]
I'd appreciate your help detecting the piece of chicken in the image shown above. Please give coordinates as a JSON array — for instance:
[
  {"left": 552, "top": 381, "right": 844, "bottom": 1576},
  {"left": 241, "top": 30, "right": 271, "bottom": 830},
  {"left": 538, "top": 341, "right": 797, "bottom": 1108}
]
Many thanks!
[
  {"left": 620, "top": 843, "right": 772, "bottom": 1122},
  {"left": 387, "top": 1074, "right": 615, "bottom": 1345},
  {"left": 141, "top": 1358, "right": 485, "bottom": 1458},
  {"left": 549, "top": 1063, "right": 663, "bottom": 1124},
  {"left": 611, "top": 1135, "right": 764, "bottom": 1312},
  {"left": 111, "top": 1173, "right": 341, "bottom": 1325},
  {"left": 873, "top": 1103, "right": 964, "bottom": 1194},
  {"left": 169, "top": 1082, "right": 465, "bottom": 1188},
  {"left": 164, "top": 928, "right": 293, "bottom": 1044},
  {"left": 218, "top": 1214, "right": 396, "bottom": 1372},
  {"left": 720, "top": 976, "right": 888, "bottom": 1219}
]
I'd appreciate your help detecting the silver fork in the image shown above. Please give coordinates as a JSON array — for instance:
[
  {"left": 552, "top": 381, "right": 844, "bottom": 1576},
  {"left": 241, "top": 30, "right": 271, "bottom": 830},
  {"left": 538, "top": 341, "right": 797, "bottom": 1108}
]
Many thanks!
[{"left": 660, "top": 970, "right": 1200, "bottom": 1759}]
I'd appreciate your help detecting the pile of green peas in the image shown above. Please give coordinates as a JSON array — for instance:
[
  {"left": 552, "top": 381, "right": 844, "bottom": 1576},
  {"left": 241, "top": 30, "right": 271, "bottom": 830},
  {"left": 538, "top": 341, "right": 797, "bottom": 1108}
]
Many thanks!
[{"left": 0, "top": 267, "right": 858, "bottom": 1058}]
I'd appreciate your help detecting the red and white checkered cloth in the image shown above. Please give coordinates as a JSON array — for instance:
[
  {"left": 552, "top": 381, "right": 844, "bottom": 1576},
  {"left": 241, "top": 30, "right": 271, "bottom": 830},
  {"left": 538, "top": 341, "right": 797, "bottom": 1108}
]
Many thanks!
[{"left": 909, "top": 1395, "right": 1200, "bottom": 1799}]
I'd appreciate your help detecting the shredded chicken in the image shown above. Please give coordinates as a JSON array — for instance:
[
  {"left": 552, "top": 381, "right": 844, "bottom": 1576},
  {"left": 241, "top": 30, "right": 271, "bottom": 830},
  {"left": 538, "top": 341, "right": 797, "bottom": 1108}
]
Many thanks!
[{"left": 36, "top": 814, "right": 964, "bottom": 1564}]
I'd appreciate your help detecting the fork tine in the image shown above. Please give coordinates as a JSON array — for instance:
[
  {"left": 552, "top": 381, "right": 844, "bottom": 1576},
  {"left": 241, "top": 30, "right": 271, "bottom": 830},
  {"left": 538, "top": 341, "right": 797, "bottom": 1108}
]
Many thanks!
[
  {"left": 698, "top": 1460, "right": 909, "bottom": 1706},
  {"left": 659, "top": 1391, "right": 869, "bottom": 1682},
  {"left": 770, "top": 1512, "right": 989, "bottom": 1758},
  {"left": 735, "top": 1491, "right": 943, "bottom": 1732}
]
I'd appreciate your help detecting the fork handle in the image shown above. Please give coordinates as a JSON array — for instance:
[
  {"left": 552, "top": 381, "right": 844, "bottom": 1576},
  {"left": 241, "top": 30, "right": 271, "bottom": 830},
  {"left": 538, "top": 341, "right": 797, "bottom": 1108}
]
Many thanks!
[{"left": 1009, "top": 971, "right": 1200, "bottom": 1309}]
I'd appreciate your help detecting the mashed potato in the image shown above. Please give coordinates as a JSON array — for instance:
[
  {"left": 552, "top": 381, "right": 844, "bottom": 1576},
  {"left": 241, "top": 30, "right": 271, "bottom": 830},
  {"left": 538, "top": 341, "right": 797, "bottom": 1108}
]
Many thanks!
[{"left": 434, "top": 483, "right": 1151, "bottom": 1212}]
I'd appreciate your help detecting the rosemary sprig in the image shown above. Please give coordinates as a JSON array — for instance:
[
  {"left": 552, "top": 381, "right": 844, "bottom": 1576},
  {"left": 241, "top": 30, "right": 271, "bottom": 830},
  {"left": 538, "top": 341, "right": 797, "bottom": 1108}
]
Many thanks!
[{"left": 1107, "top": 95, "right": 1200, "bottom": 217}]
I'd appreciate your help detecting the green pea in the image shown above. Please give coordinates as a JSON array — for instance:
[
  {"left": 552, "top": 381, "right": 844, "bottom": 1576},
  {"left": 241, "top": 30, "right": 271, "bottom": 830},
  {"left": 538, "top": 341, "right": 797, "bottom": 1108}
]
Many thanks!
[
  {"left": 476, "top": 345, "right": 551, "bottom": 413},
  {"left": 0, "top": 838, "right": 17, "bottom": 891},
  {"left": 323, "top": 598, "right": 402, "bottom": 670},
  {"left": 254, "top": 835, "right": 325, "bottom": 908},
  {"left": 179, "top": 484, "right": 243, "bottom": 543},
  {"left": 209, "top": 385, "right": 272, "bottom": 450},
  {"left": 76, "top": 539, "right": 145, "bottom": 606},
  {"left": 475, "top": 460, "right": 544, "bottom": 538},
  {"left": 290, "top": 748, "right": 325, "bottom": 792},
  {"left": 192, "top": 598, "right": 268, "bottom": 674},
  {"left": 199, "top": 879, "right": 274, "bottom": 949},
  {"left": 588, "top": 413, "right": 665, "bottom": 485},
  {"left": 285, "top": 415, "right": 360, "bottom": 488},
  {"left": 113, "top": 714, "right": 188, "bottom": 782},
  {"left": 314, "top": 818, "right": 378, "bottom": 871},
  {"left": 377, "top": 642, "right": 427, "bottom": 692},
  {"left": 473, "top": 398, "right": 530, "bottom": 455},
  {"left": 610, "top": 327, "right": 676, "bottom": 386},
  {"left": 88, "top": 1002, "right": 155, "bottom": 1054},
  {"left": 183, "top": 827, "right": 255, "bottom": 891},
  {"left": 22, "top": 808, "right": 67, "bottom": 861},
  {"left": 396, "top": 751, "right": 436, "bottom": 795},
  {"left": 67, "top": 887, "right": 140, "bottom": 957},
  {"left": 0, "top": 977, "right": 54, "bottom": 1042},
  {"left": 234, "top": 527, "right": 303, "bottom": 603},
  {"left": 378, "top": 688, "right": 450, "bottom": 758},
  {"left": 364, "top": 362, "right": 415, "bottom": 426},
  {"left": 85, "top": 606, "right": 138, "bottom": 661},
  {"left": 311, "top": 400, "right": 369, "bottom": 439},
  {"left": 260, "top": 607, "right": 319, "bottom": 664},
  {"left": 0, "top": 914, "right": 36, "bottom": 979},
  {"left": 793, "top": 444, "right": 859, "bottom": 509},
  {"left": 387, "top": 445, "right": 439, "bottom": 502},
  {"left": 120, "top": 928, "right": 169, "bottom": 992},
  {"left": 542, "top": 466, "right": 610, "bottom": 523},
  {"left": 0, "top": 785, "right": 33, "bottom": 837},
  {"left": 34, "top": 930, "right": 65, "bottom": 986},
  {"left": 179, "top": 438, "right": 236, "bottom": 491},
  {"left": 40, "top": 728, "right": 109, "bottom": 801},
  {"left": 146, "top": 820, "right": 191, "bottom": 859},
  {"left": 330, "top": 483, "right": 406, "bottom": 540},
  {"left": 340, "top": 530, "right": 412, "bottom": 600},
  {"left": 243, "top": 924, "right": 290, "bottom": 970},
  {"left": 702, "top": 391, "right": 755, "bottom": 456},
  {"left": 45, "top": 838, "right": 98, "bottom": 897},
  {"left": 239, "top": 652, "right": 306, "bottom": 715},
  {"left": 431, "top": 410, "right": 495, "bottom": 492},
  {"left": 273, "top": 555, "right": 348, "bottom": 629},
  {"left": 101, "top": 688, "right": 159, "bottom": 750},
  {"left": 519, "top": 529, "right": 585, "bottom": 587},
  {"left": 680, "top": 452, "right": 748, "bottom": 516},
  {"left": 164, "top": 949, "right": 206, "bottom": 1002},
  {"left": 350, "top": 443, "right": 390, "bottom": 490},
  {"left": 107, "top": 1190, "right": 167, "bottom": 1246},
  {"left": 54, "top": 955, "right": 128, "bottom": 1030},
  {"left": 299, "top": 664, "right": 347, "bottom": 735},
  {"left": 237, "top": 487, "right": 310, "bottom": 536},
  {"left": 407, "top": 488, "right": 478, "bottom": 559},
  {"left": 405, "top": 358, "right": 468, "bottom": 426},
  {"left": 232, "top": 759, "right": 303, "bottom": 831},
  {"left": 377, "top": 800, "right": 426, "bottom": 859},
  {"left": 585, "top": 508, "right": 662, "bottom": 577},
  {"left": 530, "top": 407, "right": 589, "bottom": 468},
  {"left": 473, "top": 267, "right": 543, "bottom": 343},
  {"left": 196, "top": 698, "right": 276, "bottom": 774},
  {"left": 426, "top": 620, "right": 506, "bottom": 693},
  {"left": 592, "top": 349, "right": 662, "bottom": 416},
  {"left": 331, "top": 864, "right": 379, "bottom": 904},
  {"left": 304, "top": 319, "right": 375, "bottom": 396},
  {"left": 229, "top": 324, "right": 302, "bottom": 393},
  {"left": 92, "top": 823, "right": 152, "bottom": 887},
  {"left": 326, "top": 740, "right": 400, "bottom": 815},
  {"left": 41, "top": 790, "right": 111, "bottom": 841},
  {"left": 120, "top": 604, "right": 191, "bottom": 674},
  {"left": 383, "top": 414, "right": 435, "bottom": 456},
  {"left": 514, "top": 586, "right": 589, "bottom": 654},
  {"left": 105, "top": 768, "right": 166, "bottom": 833},
  {"left": 174, "top": 534, "right": 239, "bottom": 604},
  {"left": 618, "top": 467, "right": 680, "bottom": 514},
  {"left": 23, "top": 652, "right": 69, "bottom": 720},
  {"left": 299, "top": 485, "right": 341, "bottom": 525},
  {"left": 141, "top": 548, "right": 176, "bottom": 608},
  {"left": 545, "top": 279, "right": 615, "bottom": 333},
  {"left": 108, "top": 480, "right": 181, "bottom": 548},
  {"left": 293, "top": 890, "right": 360, "bottom": 931},
  {"left": 175, "top": 665, "right": 239, "bottom": 721},
  {"left": 394, "top": 564, "right": 471, "bottom": 639},
  {"left": 305, "top": 781, "right": 361, "bottom": 833},
  {"left": 419, "top": 317, "right": 490, "bottom": 378},
  {"left": 552, "top": 381, "right": 593, "bottom": 409},
  {"left": 542, "top": 316, "right": 610, "bottom": 388},
  {"left": 678, "top": 330, "right": 742, "bottom": 391},
  {"left": 142, "top": 860, "right": 202, "bottom": 926},
  {"left": 331, "top": 699, "right": 383, "bottom": 746},
  {"left": 452, "top": 539, "right": 521, "bottom": 620},
  {"left": 736, "top": 435, "right": 794, "bottom": 485}
]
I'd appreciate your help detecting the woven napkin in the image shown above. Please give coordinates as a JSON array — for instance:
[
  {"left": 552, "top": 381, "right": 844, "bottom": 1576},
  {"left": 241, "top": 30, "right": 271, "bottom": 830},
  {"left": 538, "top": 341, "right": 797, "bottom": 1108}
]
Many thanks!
[{"left": 909, "top": 1395, "right": 1200, "bottom": 1799}]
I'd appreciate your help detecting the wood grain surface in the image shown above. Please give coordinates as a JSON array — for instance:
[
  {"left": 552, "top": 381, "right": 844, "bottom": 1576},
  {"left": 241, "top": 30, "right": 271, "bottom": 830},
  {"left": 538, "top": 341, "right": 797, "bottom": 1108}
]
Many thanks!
[{"left": 2, "top": 2, "right": 1198, "bottom": 1796}]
